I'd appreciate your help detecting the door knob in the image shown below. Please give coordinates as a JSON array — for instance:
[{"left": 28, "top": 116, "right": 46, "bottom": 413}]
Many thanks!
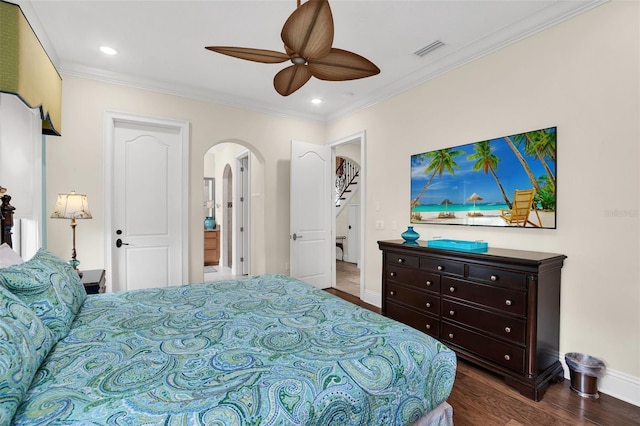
[{"left": 116, "top": 238, "right": 129, "bottom": 248}]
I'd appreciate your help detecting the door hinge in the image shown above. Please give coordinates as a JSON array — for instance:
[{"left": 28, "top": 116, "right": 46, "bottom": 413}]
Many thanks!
[
  {"left": 240, "top": 227, "right": 244, "bottom": 232},
  {"left": 240, "top": 257, "right": 244, "bottom": 262},
  {"left": 240, "top": 196, "right": 244, "bottom": 202}
]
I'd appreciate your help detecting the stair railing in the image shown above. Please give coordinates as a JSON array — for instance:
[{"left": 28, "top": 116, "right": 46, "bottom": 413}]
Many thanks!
[{"left": 335, "top": 157, "right": 359, "bottom": 206}]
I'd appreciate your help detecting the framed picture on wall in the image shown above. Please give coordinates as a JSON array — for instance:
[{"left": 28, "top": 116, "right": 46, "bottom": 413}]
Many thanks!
[{"left": 410, "top": 126, "right": 557, "bottom": 229}]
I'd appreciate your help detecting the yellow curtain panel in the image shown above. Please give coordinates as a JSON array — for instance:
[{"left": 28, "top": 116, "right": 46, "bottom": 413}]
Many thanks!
[{"left": 0, "top": 1, "right": 62, "bottom": 135}]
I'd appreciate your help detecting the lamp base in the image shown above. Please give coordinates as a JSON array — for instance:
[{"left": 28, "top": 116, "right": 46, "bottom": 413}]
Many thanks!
[{"left": 68, "top": 259, "right": 82, "bottom": 278}]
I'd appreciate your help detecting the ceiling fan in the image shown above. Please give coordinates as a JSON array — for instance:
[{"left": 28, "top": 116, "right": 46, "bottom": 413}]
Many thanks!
[{"left": 205, "top": 0, "right": 380, "bottom": 96}]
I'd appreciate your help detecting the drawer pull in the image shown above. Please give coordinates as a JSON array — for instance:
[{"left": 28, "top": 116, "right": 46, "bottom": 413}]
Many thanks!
[
  {"left": 449, "top": 287, "right": 456, "bottom": 293},
  {"left": 389, "top": 291, "right": 396, "bottom": 296},
  {"left": 398, "top": 258, "right": 405, "bottom": 264},
  {"left": 504, "top": 327, "right": 511, "bottom": 333},
  {"left": 425, "top": 324, "right": 431, "bottom": 330},
  {"left": 449, "top": 310, "right": 455, "bottom": 316},
  {"left": 505, "top": 299, "right": 512, "bottom": 306},
  {"left": 437, "top": 265, "right": 444, "bottom": 271},
  {"left": 504, "top": 354, "right": 511, "bottom": 361},
  {"left": 390, "top": 272, "right": 397, "bottom": 277},
  {"left": 490, "top": 275, "right": 498, "bottom": 282},
  {"left": 425, "top": 302, "right": 431, "bottom": 308},
  {"left": 425, "top": 280, "right": 432, "bottom": 286},
  {"left": 448, "top": 333, "right": 454, "bottom": 339}
]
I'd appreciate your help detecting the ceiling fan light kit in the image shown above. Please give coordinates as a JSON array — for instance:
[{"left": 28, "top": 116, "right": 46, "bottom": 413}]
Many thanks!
[{"left": 206, "top": 0, "right": 380, "bottom": 96}]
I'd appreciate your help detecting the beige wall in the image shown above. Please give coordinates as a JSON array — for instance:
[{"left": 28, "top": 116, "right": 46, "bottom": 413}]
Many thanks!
[
  {"left": 326, "top": 0, "right": 639, "bottom": 399},
  {"left": 45, "top": 75, "right": 325, "bottom": 284}
]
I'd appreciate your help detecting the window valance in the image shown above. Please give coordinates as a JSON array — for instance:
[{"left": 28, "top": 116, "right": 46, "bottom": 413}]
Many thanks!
[{"left": 0, "top": 1, "right": 62, "bottom": 136}]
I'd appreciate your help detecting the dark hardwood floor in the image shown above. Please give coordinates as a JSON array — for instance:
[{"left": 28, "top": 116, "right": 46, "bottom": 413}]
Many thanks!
[{"left": 325, "top": 288, "right": 640, "bottom": 426}]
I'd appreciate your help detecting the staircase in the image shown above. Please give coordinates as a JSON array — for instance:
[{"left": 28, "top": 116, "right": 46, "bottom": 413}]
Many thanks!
[{"left": 335, "top": 156, "right": 359, "bottom": 215}]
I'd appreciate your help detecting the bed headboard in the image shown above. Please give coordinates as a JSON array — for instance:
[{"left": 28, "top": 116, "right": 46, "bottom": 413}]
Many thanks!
[{"left": 1, "top": 188, "right": 15, "bottom": 247}]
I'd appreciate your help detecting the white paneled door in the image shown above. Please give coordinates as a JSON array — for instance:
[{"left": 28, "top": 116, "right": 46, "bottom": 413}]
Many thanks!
[
  {"left": 290, "top": 140, "right": 332, "bottom": 289},
  {"left": 237, "top": 153, "right": 250, "bottom": 276},
  {"left": 105, "top": 112, "right": 189, "bottom": 292},
  {"left": 347, "top": 203, "right": 359, "bottom": 265}
]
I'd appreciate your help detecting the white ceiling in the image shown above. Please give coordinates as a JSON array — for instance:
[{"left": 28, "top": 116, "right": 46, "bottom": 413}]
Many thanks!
[{"left": 16, "top": 0, "right": 605, "bottom": 122}]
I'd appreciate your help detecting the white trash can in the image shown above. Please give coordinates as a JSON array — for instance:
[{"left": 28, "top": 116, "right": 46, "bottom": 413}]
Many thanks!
[{"left": 565, "top": 352, "right": 606, "bottom": 398}]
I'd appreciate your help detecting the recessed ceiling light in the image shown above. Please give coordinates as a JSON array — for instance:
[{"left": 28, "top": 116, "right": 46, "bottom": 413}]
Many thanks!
[
  {"left": 100, "top": 46, "right": 117, "bottom": 55},
  {"left": 311, "top": 98, "right": 322, "bottom": 104}
]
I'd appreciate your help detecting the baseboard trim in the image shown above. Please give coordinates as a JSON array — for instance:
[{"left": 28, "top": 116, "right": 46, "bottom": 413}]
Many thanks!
[
  {"left": 362, "top": 288, "right": 381, "bottom": 308},
  {"left": 560, "top": 354, "right": 639, "bottom": 407}
]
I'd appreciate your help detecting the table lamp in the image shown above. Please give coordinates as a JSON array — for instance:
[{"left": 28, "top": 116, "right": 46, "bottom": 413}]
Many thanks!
[{"left": 51, "top": 190, "right": 92, "bottom": 276}]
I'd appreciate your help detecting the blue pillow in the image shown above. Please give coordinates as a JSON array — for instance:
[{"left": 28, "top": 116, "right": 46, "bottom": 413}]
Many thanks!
[
  {"left": 0, "top": 285, "right": 56, "bottom": 424},
  {"left": 0, "top": 249, "right": 87, "bottom": 341},
  {"left": 28, "top": 249, "right": 87, "bottom": 312}
]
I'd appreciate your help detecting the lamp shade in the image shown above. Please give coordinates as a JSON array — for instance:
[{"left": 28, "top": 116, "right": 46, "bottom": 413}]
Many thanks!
[{"left": 51, "top": 191, "right": 92, "bottom": 219}]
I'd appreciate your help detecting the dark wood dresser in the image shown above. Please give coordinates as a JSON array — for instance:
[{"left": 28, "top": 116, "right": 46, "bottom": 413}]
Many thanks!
[{"left": 378, "top": 239, "right": 567, "bottom": 401}]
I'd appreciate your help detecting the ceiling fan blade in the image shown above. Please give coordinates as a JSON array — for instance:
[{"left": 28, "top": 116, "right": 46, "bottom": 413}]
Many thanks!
[
  {"left": 274, "top": 64, "right": 312, "bottom": 96},
  {"left": 307, "top": 48, "right": 380, "bottom": 81},
  {"left": 205, "top": 46, "right": 289, "bottom": 64},
  {"left": 281, "top": 0, "right": 333, "bottom": 60}
]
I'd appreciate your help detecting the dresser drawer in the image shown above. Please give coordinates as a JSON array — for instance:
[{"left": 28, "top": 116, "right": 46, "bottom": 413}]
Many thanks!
[
  {"left": 467, "top": 264, "right": 527, "bottom": 289},
  {"left": 420, "top": 257, "right": 464, "bottom": 276},
  {"left": 204, "top": 237, "right": 218, "bottom": 249},
  {"left": 443, "top": 277, "right": 527, "bottom": 317},
  {"left": 386, "top": 265, "right": 441, "bottom": 293},
  {"left": 441, "top": 299, "right": 526, "bottom": 345},
  {"left": 442, "top": 322, "right": 525, "bottom": 373},
  {"left": 386, "top": 301, "right": 439, "bottom": 338},
  {"left": 386, "top": 252, "right": 419, "bottom": 268},
  {"left": 386, "top": 282, "right": 440, "bottom": 316}
]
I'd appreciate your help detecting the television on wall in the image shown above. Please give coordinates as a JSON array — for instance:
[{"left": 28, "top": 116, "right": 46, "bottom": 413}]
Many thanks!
[{"left": 410, "top": 126, "right": 557, "bottom": 229}]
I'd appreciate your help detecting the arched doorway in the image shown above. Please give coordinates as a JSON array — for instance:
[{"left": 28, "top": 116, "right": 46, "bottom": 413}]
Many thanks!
[{"left": 203, "top": 141, "right": 265, "bottom": 281}]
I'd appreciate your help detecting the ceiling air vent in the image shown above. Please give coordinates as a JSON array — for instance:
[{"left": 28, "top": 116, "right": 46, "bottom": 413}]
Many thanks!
[{"left": 414, "top": 40, "right": 445, "bottom": 57}]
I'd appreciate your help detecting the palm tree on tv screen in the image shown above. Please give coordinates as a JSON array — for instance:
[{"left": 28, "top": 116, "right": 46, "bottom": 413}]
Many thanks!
[
  {"left": 468, "top": 141, "right": 512, "bottom": 209},
  {"left": 411, "top": 148, "right": 465, "bottom": 208},
  {"left": 517, "top": 128, "right": 557, "bottom": 193},
  {"left": 504, "top": 135, "right": 541, "bottom": 193}
]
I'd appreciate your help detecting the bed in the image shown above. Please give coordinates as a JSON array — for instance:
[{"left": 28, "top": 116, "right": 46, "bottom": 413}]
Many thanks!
[{"left": 0, "top": 191, "right": 456, "bottom": 425}]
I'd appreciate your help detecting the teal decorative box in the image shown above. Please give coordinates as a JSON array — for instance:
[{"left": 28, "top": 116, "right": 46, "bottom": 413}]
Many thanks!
[{"left": 427, "top": 239, "right": 488, "bottom": 252}]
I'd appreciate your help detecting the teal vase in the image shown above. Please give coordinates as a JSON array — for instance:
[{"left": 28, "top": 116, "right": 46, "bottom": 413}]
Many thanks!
[
  {"left": 401, "top": 226, "right": 420, "bottom": 242},
  {"left": 204, "top": 216, "right": 215, "bottom": 230}
]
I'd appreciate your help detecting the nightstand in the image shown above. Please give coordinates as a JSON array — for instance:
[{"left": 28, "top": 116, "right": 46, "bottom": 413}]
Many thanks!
[{"left": 82, "top": 269, "right": 106, "bottom": 294}]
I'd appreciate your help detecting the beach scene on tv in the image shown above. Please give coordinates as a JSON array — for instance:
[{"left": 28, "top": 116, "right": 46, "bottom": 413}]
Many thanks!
[{"left": 410, "top": 127, "right": 557, "bottom": 229}]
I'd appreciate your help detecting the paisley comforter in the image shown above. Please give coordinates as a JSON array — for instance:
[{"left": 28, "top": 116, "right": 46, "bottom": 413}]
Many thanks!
[{"left": 13, "top": 274, "right": 456, "bottom": 425}]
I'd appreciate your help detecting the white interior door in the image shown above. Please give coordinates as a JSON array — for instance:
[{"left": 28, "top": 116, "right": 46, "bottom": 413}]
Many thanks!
[
  {"left": 347, "top": 203, "right": 359, "bottom": 265},
  {"left": 290, "top": 140, "right": 332, "bottom": 289},
  {"left": 223, "top": 164, "right": 233, "bottom": 269},
  {"left": 105, "top": 112, "right": 189, "bottom": 292},
  {"left": 236, "top": 153, "right": 250, "bottom": 275}
]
